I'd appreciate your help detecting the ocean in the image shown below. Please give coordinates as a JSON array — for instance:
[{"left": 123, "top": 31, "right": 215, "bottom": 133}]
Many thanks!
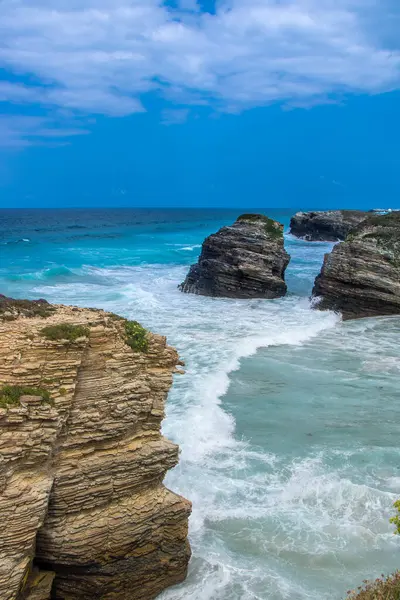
[{"left": 1, "top": 208, "right": 399, "bottom": 600}]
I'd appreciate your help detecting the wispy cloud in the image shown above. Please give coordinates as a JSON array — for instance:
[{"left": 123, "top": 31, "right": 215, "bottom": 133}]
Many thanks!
[
  {"left": 0, "top": 0, "right": 399, "bottom": 145},
  {"left": 0, "top": 115, "right": 89, "bottom": 148},
  {"left": 161, "top": 107, "right": 190, "bottom": 125}
]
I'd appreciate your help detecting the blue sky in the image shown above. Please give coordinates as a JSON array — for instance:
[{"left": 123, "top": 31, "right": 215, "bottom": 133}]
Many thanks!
[{"left": 0, "top": 0, "right": 399, "bottom": 208}]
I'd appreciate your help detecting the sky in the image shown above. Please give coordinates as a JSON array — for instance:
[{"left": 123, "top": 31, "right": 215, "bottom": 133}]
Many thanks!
[{"left": 0, "top": 0, "right": 399, "bottom": 209}]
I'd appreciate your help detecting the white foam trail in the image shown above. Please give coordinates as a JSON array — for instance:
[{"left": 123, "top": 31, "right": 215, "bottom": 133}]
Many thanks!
[{"left": 29, "top": 263, "right": 400, "bottom": 599}]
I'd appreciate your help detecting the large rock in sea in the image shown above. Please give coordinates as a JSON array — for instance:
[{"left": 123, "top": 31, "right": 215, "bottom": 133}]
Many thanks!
[
  {"left": 290, "top": 210, "right": 366, "bottom": 241},
  {"left": 179, "top": 214, "right": 290, "bottom": 299},
  {"left": 0, "top": 297, "right": 191, "bottom": 600},
  {"left": 312, "top": 212, "right": 400, "bottom": 319}
]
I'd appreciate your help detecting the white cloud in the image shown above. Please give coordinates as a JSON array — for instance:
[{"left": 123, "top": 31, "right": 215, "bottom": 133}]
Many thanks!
[{"left": 0, "top": 0, "right": 399, "bottom": 144}]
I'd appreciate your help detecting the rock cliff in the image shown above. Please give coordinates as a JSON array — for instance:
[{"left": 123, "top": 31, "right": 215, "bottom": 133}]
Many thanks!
[
  {"left": 290, "top": 210, "right": 366, "bottom": 241},
  {"left": 179, "top": 214, "right": 290, "bottom": 298},
  {"left": 0, "top": 298, "right": 191, "bottom": 600},
  {"left": 312, "top": 212, "right": 400, "bottom": 319}
]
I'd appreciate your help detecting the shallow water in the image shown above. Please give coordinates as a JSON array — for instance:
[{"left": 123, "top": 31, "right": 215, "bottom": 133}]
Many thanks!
[{"left": 1, "top": 208, "right": 399, "bottom": 600}]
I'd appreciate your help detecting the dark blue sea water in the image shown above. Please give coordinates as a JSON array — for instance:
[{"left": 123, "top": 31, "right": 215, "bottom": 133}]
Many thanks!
[{"left": 1, "top": 208, "right": 399, "bottom": 600}]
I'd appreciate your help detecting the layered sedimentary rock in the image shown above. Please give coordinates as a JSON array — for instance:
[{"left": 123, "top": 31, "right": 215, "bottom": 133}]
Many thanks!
[
  {"left": 0, "top": 299, "right": 191, "bottom": 600},
  {"left": 179, "top": 214, "right": 290, "bottom": 298},
  {"left": 312, "top": 212, "right": 400, "bottom": 319},
  {"left": 290, "top": 210, "right": 366, "bottom": 241}
]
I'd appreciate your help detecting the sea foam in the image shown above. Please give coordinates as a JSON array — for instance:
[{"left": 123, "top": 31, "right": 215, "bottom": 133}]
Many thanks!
[{"left": 4, "top": 216, "right": 399, "bottom": 600}]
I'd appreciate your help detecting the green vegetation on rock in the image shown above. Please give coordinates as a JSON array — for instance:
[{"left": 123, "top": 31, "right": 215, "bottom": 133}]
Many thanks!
[
  {"left": 237, "top": 214, "right": 283, "bottom": 239},
  {"left": 124, "top": 320, "right": 149, "bottom": 352},
  {"left": 346, "top": 503, "right": 400, "bottom": 600},
  {"left": 346, "top": 213, "right": 400, "bottom": 265},
  {"left": 0, "top": 296, "right": 55, "bottom": 321},
  {"left": 363, "top": 231, "right": 400, "bottom": 263},
  {"left": 0, "top": 385, "right": 52, "bottom": 408},
  {"left": 346, "top": 572, "right": 400, "bottom": 600},
  {"left": 390, "top": 499, "right": 400, "bottom": 535},
  {"left": 364, "top": 212, "right": 400, "bottom": 228},
  {"left": 41, "top": 323, "right": 90, "bottom": 341}
]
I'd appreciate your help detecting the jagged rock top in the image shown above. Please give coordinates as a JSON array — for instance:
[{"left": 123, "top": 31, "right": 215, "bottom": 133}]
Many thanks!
[
  {"left": 312, "top": 212, "right": 400, "bottom": 319},
  {"left": 0, "top": 295, "right": 55, "bottom": 320},
  {"left": 0, "top": 301, "right": 191, "bottom": 600},
  {"left": 179, "top": 214, "right": 290, "bottom": 299},
  {"left": 290, "top": 210, "right": 367, "bottom": 241}
]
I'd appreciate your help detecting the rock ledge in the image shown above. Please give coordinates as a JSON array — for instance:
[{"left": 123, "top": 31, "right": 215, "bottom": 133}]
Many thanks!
[{"left": 290, "top": 210, "right": 366, "bottom": 241}]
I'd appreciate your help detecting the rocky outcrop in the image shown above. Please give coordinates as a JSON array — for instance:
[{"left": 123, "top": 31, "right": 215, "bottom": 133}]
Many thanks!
[
  {"left": 290, "top": 210, "right": 366, "bottom": 241},
  {"left": 312, "top": 212, "right": 400, "bottom": 319},
  {"left": 0, "top": 299, "right": 191, "bottom": 600},
  {"left": 179, "top": 214, "right": 290, "bottom": 299}
]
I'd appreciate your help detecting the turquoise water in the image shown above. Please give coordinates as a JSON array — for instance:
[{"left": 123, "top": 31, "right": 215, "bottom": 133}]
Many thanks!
[{"left": 1, "top": 209, "right": 399, "bottom": 600}]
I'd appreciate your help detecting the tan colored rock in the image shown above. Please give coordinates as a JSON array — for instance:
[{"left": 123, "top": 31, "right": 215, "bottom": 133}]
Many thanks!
[
  {"left": 0, "top": 302, "right": 191, "bottom": 600},
  {"left": 25, "top": 570, "right": 55, "bottom": 600}
]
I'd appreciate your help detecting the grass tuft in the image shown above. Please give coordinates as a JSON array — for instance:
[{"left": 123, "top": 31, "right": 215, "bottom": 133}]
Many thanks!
[
  {"left": 0, "top": 385, "right": 52, "bottom": 408},
  {"left": 41, "top": 323, "right": 89, "bottom": 342}
]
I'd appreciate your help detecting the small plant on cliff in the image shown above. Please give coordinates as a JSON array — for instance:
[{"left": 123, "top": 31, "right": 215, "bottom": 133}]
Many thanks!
[
  {"left": 237, "top": 214, "right": 283, "bottom": 239},
  {"left": 0, "top": 385, "right": 52, "bottom": 408},
  {"left": 345, "top": 506, "right": 400, "bottom": 600},
  {"left": 390, "top": 499, "right": 400, "bottom": 535},
  {"left": 124, "top": 320, "right": 149, "bottom": 352},
  {"left": 40, "top": 323, "right": 89, "bottom": 342},
  {"left": 346, "top": 572, "right": 400, "bottom": 600},
  {"left": 0, "top": 296, "right": 55, "bottom": 321}
]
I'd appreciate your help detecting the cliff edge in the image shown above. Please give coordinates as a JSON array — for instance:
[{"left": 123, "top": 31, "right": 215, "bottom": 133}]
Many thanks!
[
  {"left": 179, "top": 214, "right": 290, "bottom": 299},
  {"left": 0, "top": 298, "right": 191, "bottom": 600},
  {"left": 290, "top": 210, "right": 366, "bottom": 242}
]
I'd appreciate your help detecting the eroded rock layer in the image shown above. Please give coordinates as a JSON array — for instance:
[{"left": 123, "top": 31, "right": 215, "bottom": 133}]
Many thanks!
[
  {"left": 290, "top": 210, "right": 366, "bottom": 241},
  {"left": 179, "top": 214, "right": 290, "bottom": 298},
  {"left": 0, "top": 302, "right": 191, "bottom": 600},
  {"left": 312, "top": 212, "right": 400, "bottom": 319}
]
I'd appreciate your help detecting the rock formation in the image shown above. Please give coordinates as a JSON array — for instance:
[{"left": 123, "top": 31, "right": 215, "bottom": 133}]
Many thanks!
[
  {"left": 0, "top": 298, "right": 191, "bottom": 600},
  {"left": 290, "top": 210, "right": 366, "bottom": 241},
  {"left": 179, "top": 214, "right": 290, "bottom": 299},
  {"left": 312, "top": 212, "right": 400, "bottom": 319}
]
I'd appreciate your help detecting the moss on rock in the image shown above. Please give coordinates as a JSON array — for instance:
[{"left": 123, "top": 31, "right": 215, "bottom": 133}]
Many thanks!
[{"left": 236, "top": 214, "right": 283, "bottom": 239}]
